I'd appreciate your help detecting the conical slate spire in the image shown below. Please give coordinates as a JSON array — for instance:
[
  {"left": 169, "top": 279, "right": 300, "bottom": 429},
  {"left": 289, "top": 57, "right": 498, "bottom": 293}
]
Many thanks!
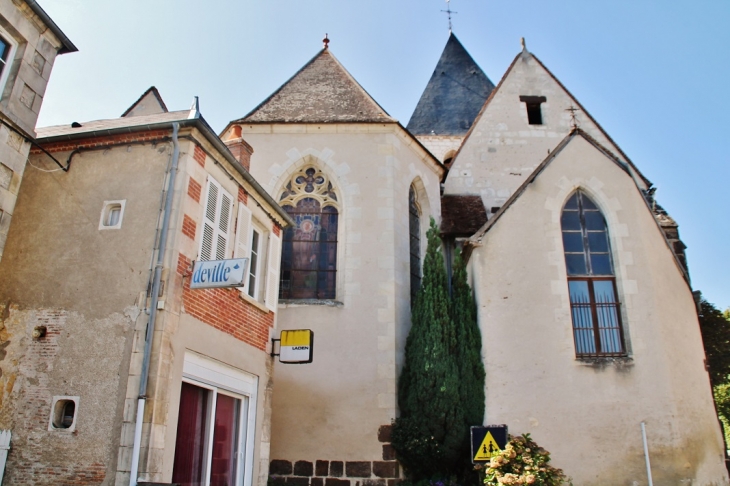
[
  {"left": 407, "top": 33, "right": 494, "bottom": 136},
  {"left": 238, "top": 48, "right": 394, "bottom": 124}
]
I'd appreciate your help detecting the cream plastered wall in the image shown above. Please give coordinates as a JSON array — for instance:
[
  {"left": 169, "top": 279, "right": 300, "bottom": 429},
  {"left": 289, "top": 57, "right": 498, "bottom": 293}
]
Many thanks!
[
  {"left": 0, "top": 0, "right": 66, "bottom": 262},
  {"left": 445, "top": 50, "right": 647, "bottom": 211},
  {"left": 116, "top": 134, "right": 280, "bottom": 486},
  {"left": 0, "top": 143, "right": 169, "bottom": 484},
  {"left": 241, "top": 123, "right": 442, "bottom": 462},
  {"left": 469, "top": 135, "right": 726, "bottom": 485}
]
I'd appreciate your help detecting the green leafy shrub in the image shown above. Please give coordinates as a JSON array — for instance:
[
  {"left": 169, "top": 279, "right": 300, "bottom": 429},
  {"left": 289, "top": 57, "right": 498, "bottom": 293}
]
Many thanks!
[{"left": 480, "top": 434, "right": 570, "bottom": 486}]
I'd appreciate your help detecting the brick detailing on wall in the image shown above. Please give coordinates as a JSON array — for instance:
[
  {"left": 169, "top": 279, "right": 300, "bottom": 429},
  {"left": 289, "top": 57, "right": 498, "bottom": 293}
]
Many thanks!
[
  {"left": 188, "top": 178, "right": 202, "bottom": 203},
  {"left": 273, "top": 223, "right": 281, "bottom": 237},
  {"left": 9, "top": 461, "right": 106, "bottom": 485},
  {"left": 29, "top": 130, "right": 171, "bottom": 154},
  {"left": 4, "top": 310, "right": 108, "bottom": 485},
  {"left": 238, "top": 186, "right": 248, "bottom": 204},
  {"left": 225, "top": 135, "right": 254, "bottom": 171},
  {"left": 193, "top": 144, "right": 206, "bottom": 167},
  {"left": 177, "top": 253, "right": 273, "bottom": 350},
  {"left": 182, "top": 214, "right": 197, "bottom": 240},
  {"left": 269, "top": 425, "right": 400, "bottom": 486}
]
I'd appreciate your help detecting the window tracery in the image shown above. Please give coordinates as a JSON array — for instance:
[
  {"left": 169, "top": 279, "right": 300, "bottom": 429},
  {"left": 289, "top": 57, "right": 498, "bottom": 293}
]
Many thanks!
[{"left": 279, "top": 166, "right": 339, "bottom": 300}]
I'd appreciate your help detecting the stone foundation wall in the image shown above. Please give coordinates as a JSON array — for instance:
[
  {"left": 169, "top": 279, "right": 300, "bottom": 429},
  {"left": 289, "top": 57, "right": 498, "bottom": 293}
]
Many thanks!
[{"left": 269, "top": 425, "right": 400, "bottom": 486}]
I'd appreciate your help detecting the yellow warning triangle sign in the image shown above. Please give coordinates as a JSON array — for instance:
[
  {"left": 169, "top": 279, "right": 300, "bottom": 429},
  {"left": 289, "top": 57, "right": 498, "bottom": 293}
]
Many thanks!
[{"left": 474, "top": 431, "right": 501, "bottom": 461}]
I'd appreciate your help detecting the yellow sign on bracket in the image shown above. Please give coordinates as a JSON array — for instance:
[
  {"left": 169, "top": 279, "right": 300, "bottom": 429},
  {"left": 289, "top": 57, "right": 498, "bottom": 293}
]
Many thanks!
[
  {"left": 278, "top": 329, "right": 314, "bottom": 364},
  {"left": 473, "top": 431, "right": 501, "bottom": 461}
]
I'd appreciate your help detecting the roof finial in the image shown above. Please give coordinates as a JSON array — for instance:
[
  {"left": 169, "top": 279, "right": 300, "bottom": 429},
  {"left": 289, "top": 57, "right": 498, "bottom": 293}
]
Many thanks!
[
  {"left": 441, "top": 0, "right": 458, "bottom": 33},
  {"left": 520, "top": 37, "right": 526, "bottom": 51},
  {"left": 566, "top": 105, "right": 580, "bottom": 129},
  {"left": 323, "top": 33, "right": 330, "bottom": 50}
]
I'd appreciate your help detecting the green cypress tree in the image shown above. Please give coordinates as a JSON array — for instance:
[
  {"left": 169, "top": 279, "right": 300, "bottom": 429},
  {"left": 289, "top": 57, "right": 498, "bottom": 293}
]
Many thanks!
[
  {"left": 451, "top": 249, "right": 485, "bottom": 482},
  {"left": 393, "top": 218, "right": 464, "bottom": 480},
  {"left": 451, "top": 249, "right": 484, "bottom": 428}
]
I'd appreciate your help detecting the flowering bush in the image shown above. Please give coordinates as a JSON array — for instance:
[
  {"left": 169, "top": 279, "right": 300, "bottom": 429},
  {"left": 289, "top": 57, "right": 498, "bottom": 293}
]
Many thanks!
[{"left": 479, "top": 434, "right": 570, "bottom": 485}]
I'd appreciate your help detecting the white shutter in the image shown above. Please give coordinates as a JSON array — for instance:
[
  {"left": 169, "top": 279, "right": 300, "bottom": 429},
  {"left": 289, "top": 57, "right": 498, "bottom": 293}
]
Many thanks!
[
  {"left": 265, "top": 231, "right": 281, "bottom": 311},
  {"left": 200, "top": 179, "right": 218, "bottom": 261},
  {"left": 199, "top": 176, "right": 233, "bottom": 262},
  {"left": 217, "top": 192, "right": 233, "bottom": 259},
  {"left": 235, "top": 202, "right": 253, "bottom": 293}
]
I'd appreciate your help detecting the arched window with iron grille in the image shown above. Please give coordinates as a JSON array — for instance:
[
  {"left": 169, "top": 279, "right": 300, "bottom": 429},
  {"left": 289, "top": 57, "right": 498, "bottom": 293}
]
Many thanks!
[{"left": 561, "top": 191, "right": 625, "bottom": 357}]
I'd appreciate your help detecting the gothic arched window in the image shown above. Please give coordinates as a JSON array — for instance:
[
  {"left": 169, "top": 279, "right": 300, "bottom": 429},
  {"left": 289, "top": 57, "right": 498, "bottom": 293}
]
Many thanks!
[
  {"left": 561, "top": 191, "right": 625, "bottom": 357},
  {"left": 409, "top": 185, "right": 421, "bottom": 305},
  {"left": 279, "top": 167, "right": 339, "bottom": 299}
]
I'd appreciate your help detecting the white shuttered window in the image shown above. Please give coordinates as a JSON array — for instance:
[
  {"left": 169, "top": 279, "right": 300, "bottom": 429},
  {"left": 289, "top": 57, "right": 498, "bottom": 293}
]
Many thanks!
[
  {"left": 200, "top": 177, "right": 234, "bottom": 261},
  {"left": 234, "top": 202, "right": 253, "bottom": 294},
  {"left": 265, "top": 232, "right": 281, "bottom": 311}
]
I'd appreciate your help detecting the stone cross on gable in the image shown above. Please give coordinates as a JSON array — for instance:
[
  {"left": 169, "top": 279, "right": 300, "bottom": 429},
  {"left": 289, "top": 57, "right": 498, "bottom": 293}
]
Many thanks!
[{"left": 566, "top": 105, "right": 581, "bottom": 129}]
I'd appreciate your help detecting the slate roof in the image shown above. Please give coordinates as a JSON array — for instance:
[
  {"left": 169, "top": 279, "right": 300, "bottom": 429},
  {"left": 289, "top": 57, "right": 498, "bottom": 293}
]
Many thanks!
[
  {"left": 36, "top": 110, "right": 190, "bottom": 140},
  {"left": 440, "top": 195, "right": 489, "bottom": 236},
  {"left": 407, "top": 33, "right": 494, "bottom": 136},
  {"left": 236, "top": 48, "right": 395, "bottom": 124}
]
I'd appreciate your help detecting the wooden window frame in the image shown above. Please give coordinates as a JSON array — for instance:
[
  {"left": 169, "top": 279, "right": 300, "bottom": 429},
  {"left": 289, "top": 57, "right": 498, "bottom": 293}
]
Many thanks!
[
  {"left": 568, "top": 276, "right": 625, "bottom": 358},
  {"left": 562, "top": 191, "right": 626, "bottom": 358}
]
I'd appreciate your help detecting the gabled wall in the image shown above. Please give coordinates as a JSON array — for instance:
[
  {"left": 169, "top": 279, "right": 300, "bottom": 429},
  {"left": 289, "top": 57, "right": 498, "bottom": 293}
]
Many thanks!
[
  {"left": 445, "top": 50, "right": 647, "bottom": 211},
  {"left": 468, "top": 135, "right": 726, "bottom": 485}
]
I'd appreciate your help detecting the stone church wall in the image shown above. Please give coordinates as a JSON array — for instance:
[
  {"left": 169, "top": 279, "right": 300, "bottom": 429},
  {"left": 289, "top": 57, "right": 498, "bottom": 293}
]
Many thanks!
[
  {"left": 240, "top": 123, "right": 442, "bottom": 477},
  {"left": 468, "top": 135, "right": 727, "bottom": 485}
]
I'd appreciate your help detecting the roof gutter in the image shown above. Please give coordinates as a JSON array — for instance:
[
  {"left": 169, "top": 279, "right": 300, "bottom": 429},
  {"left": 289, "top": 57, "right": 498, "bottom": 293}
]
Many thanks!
[
  {"left": 24, "top": 0, "right": 78, "bottom": 54},
  {"left": 36, "top": 117, "right": 294, "bottom": 227}
]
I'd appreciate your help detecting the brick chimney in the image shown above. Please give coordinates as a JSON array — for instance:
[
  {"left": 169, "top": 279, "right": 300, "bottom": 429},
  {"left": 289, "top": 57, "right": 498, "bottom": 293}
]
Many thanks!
[{"left": 224, "top": 125, "right": 254, "bottom": 171}]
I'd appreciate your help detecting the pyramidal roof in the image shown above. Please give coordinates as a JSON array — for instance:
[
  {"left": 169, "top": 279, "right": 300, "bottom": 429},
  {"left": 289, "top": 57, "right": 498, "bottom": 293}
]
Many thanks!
[
  {"left": 407, "top": 33, "right": 494, "bottom": 136},
  {"left": 237, "top": 48, "right": 395, "bottom": 124}
]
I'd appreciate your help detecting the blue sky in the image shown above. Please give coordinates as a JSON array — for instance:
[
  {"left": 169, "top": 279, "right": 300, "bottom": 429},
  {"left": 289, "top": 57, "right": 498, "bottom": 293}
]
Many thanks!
[{"left": 38, "top": 0, "right": 730, "bottom": 309}]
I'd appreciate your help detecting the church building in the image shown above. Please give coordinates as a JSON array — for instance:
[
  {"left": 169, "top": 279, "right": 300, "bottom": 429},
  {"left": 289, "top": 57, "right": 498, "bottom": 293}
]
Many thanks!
[{"left": 223, "top": 34, "right": 728, "bottom": 485}]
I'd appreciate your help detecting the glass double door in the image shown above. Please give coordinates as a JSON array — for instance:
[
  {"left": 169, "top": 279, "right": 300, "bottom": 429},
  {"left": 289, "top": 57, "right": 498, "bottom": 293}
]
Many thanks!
[{"left": 172, "top": 381, "right": 249, "bottom": 486}]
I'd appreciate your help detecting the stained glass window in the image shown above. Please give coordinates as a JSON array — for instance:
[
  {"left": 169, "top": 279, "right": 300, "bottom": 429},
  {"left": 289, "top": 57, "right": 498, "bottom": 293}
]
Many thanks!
[{"left": 279, "top": 167, "right": 339, "bottom": 300}]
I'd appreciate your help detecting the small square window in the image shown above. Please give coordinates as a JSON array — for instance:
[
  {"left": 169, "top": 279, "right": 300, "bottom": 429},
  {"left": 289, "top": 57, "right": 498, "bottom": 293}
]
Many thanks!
[
  {"left": 519, "top": 95, "right": 546, "bottom": 125},
  {"left": 48, "top": 396, "right": 79, "bottom": 432},
  {"left": 99, "top": 200, "right": 126, "bottom": 230}
]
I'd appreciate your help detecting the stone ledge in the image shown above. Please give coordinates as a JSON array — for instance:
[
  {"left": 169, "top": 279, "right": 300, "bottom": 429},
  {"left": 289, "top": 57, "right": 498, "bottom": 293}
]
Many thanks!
[
  {"left": 576, "top": 356, "right": 634, "bottom": 369},
  {"left": 279, "top": 299, "right": 344, "bottom": 308}
]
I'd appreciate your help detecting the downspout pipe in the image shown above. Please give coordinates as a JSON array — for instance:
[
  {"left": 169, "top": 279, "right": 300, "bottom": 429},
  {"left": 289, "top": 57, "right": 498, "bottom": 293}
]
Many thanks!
[
  {"left": 641, "top": 421, "right": 653, "bottom": 486},
  {"left": 129, "top": 123, "right": 180, "bottom": 486}
]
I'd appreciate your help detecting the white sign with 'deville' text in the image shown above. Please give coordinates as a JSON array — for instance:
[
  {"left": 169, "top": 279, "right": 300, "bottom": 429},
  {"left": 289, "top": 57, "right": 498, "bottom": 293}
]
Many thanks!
[{"left": 190, "top": 258, "right": 248, "bottom": 289}]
